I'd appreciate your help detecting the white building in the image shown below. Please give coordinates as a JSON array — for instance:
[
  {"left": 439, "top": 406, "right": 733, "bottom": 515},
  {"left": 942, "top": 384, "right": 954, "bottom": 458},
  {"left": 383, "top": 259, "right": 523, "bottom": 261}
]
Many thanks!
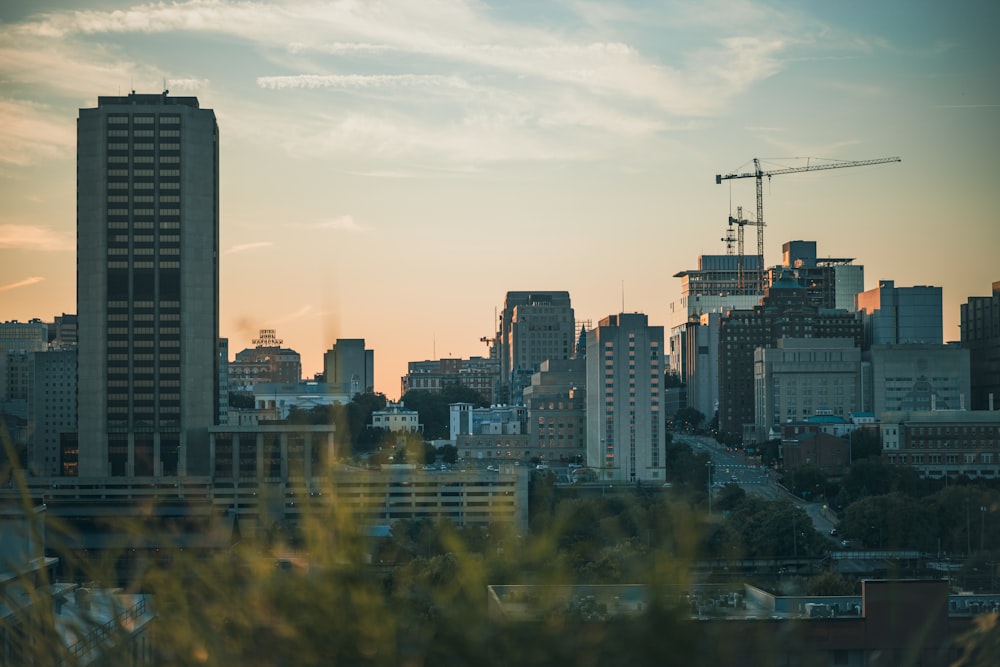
[
  {"left": 371, "top": 402, "right": 422, "bottom": 433},
  {"left": 585, "top": 313, "right": 666, "bottom": 483}
]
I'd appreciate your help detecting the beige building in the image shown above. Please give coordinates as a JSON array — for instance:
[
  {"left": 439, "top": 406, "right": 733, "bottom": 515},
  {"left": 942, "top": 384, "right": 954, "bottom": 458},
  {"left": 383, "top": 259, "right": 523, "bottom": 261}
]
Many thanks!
[
  {"left": 523, "top": 358, "right": 586, "bottom": 463},
  {"left": 498, "top": 291, "right": 575, "bottom": 402},
  {"left": 371, "top": 402, "right": 422, "bottom": 433},
  {"left": 753, "top": 338, "right": 861, "bottom": 443},
  {"left": 585, "top": 313, "right": 666, "bottom": 483}
]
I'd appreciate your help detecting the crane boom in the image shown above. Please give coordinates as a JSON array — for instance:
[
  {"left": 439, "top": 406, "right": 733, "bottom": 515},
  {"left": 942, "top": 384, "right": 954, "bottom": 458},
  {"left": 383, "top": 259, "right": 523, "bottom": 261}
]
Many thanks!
[{"left": 714, "top": 156, "right": 901, "bottom": 293}]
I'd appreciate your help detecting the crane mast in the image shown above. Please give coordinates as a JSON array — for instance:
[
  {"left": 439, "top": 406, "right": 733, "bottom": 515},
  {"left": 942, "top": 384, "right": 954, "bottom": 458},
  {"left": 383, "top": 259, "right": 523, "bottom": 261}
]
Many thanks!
[{"left": 716, "top": 156, "right": 901, "bottom": 294}]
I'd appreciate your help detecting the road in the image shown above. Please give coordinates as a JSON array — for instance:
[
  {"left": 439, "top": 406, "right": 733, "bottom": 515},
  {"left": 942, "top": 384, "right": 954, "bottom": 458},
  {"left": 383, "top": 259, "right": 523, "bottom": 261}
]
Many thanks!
[{"left": 674, "top": 433, "right": 840, "bottom": 542}]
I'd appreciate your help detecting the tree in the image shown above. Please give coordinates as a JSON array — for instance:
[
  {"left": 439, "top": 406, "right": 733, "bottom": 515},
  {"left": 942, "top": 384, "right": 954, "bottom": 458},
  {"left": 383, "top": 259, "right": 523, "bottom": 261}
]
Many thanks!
[
  {"left": 782, "top": 465, "right": 827, "bottom": 500},
  {"left": 850, "top": 427, "right": 882, "bottom": 461},
  {"left": 672, "top": 407, "right": 706, "bottom": 431},
  {"left": 437, "top": 444, "right": 458, "bottom": 465},
  {"left": 401, "top": 386, "right": 488, "bottom": 439}
]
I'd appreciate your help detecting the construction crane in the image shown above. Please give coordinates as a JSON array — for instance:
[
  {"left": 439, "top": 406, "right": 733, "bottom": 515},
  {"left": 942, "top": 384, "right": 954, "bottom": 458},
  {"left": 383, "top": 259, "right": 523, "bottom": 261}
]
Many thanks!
[
  {"left": 721, "top": 206, "right": 763, "bottom": 293},
  {"left": 716, "top": 156, "right": 901, "bottom": 294}
]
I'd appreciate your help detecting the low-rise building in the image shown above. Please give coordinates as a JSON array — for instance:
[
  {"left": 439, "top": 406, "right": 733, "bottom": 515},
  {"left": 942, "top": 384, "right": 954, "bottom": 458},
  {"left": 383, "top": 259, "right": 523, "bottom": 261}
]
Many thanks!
[
  {"left": 371, "top": 401, "right": 422, "bottom": 433},
  {"left": 781, "top": 431, "right": 852, "bottom": 476},
  {"left": 450, "top": 403, "right": 534, "bottom": 462},
  {"left": 880, "top": 410, "right": 1000, "bottom": 479},
  {"left": 401, "top": 356, "right": 499, "bottom": 404}
]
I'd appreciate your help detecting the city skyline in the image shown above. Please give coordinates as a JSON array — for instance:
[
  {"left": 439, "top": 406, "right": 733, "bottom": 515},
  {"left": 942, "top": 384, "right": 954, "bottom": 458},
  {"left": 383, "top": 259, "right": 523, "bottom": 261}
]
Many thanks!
[{"left": 1, "top": 1, "right": 997, "bottom": 396}]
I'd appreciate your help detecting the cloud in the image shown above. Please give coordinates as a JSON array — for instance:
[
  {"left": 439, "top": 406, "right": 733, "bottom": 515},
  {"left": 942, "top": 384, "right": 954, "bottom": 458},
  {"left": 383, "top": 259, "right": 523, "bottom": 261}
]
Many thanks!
[
  {"left": 257, "top": 73, "right": 470, "bottom": 90},
  {"left": 0, "top": 98, "right": 75, "bottom": 165},
  {"left": 0, "top": 276, "right": 44, "bottom": 293},
  {"left": 315, "top": 216, "right": 364, "bottom": 232},
  {"left": 0, "top": 224, "right": 74, "bottom": 251},
  {"left": 224, "top": 241, "right": 274, "bottom": 255},
  {"left": 167, "top": 77, "right": 211, "bottom": 91}
]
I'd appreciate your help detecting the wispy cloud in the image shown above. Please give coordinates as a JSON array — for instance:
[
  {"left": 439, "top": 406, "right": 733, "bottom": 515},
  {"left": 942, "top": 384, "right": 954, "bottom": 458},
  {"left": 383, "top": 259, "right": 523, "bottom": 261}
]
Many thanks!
[
  {"left": 0, "top": 276, "right": 44, "bottom": 293},
  {"left": 224, "top": 241, "right": 274, "bottom": 255},
  {"left": 257, "top": 74, "right": 469, "bottom": 90},
  {"left": 0, "top": 98, "right": 75, "bottom": 165},
  {"left": 0, "top": 224, "right": 74, "bottom": 251},
  {"left": 315, "top": 216, "right": 364, "bottom": 232}
]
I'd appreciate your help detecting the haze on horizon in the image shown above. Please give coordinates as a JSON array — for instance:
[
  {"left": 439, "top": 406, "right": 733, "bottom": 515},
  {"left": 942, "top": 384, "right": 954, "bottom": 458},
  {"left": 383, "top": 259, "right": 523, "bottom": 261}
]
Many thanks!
[{"left": 1, "top": 0, "right": 997, "bottom": 397}]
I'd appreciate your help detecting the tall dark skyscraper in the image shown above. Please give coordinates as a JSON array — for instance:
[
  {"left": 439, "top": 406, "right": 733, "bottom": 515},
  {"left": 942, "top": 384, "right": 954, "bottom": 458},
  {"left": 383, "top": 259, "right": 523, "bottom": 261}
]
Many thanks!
[{"left": 77, "top": 92, "right": 219, "bottom": 478}]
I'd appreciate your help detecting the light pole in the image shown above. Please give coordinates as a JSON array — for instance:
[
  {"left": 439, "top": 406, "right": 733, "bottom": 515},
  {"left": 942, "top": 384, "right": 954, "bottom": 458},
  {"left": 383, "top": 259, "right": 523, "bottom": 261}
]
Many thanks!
[
  {"left": 982, "top": 506, "right": 987, "bottom": 553},
  {"left": 706, "top": 460, "right": 713, "bottom": 516}
]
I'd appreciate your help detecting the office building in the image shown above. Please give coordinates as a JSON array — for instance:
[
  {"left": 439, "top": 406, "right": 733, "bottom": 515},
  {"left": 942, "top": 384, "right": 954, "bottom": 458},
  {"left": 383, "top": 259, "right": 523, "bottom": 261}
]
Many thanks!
[
  {"left": 867, "top": 344, "right": 971, "bottom": 416},
  {"left": 323, "top": 339, "right": 374, "bottom": 398},
  {"left": 522, "top": 358, "right": 587, "bottom": 462},
  {"left": 30, "top": 349, "right": 77, "bottom": 476},
  {"left": 717, "top": 269, "right": 863, "bottom": 441},
  {"left": 400, "top": 356, "right": 499, "bottom": 404},
  {"left": 498, "top": 291, "right": 575, "bottom": 403},
  {"left": 881, "top": 410, "right": 1000, "bottom": 479},
  {"left": 77, "top": 91, "right": 219, "bottom": 478},
  {"left": 668, "top": 255, "right": 763, "bottom": 378},
  {"left": 450, "top": 403, "right": 530, "bottom": 461},
  {"left": 585, "top": 313, "right": 665, "bottom": 482},
  {"left": 0, "top": 319, "right": 49, "bottom": 353},
  {"left": 768, "top": 240, "right": 865, "bottom": 312},
  {"left": 753, "top": 338, "right": 861, "bottom": 443},
  {"left": 857, "top": 280, "right": 943, "bottom": 347},
  {"left": 961, "top": 280, "right": 1000, "bottom": 410}
]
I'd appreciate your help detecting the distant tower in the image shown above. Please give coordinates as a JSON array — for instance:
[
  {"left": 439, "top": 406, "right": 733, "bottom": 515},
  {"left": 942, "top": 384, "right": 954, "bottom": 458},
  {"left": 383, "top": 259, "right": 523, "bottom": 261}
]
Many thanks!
[
  {"left": 498, "top": 291, "right": 575, "bottom": 403},
  {"left": 323, "top": 339, "right": 374, "bottom": 398},
  {"left": 77, "top": 92, "right": 219, "bottom": 478}
]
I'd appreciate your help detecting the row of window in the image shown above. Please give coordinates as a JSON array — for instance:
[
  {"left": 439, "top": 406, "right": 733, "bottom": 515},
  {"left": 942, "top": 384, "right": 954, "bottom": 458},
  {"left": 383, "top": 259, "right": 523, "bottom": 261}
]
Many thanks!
[{"left": 108, "top": 115, "right": 180, "bottom": 124}]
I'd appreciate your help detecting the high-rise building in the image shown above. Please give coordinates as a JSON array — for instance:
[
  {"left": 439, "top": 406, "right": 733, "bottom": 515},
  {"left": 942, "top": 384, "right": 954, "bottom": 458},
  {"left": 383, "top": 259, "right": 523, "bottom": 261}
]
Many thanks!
[
  {"left": 668, "top": 255, "right": 763, "bottom": 379},
  {"left": 717, "top": 270, "right": 863, "bottom": 441},
  {"left": 77, "top": 92, "right": 219, "bottom": 478},
  {"left": 774, "top": 240, "right": 864, "bottom": 312},
  {"left": 585, "top": 313, "right": 665, "bottom": 482},
  {"left": 961, "top": 281, "right": 1000, "bottom": 411},
  {"left": 498, "top": 291, "right": 575, "bottom": 403},
  {"left": 857, "top": 280, "right": 943, "bottom": 347},
  {"left": 323, "top": 339, "right": 374, "bottom": 398}
]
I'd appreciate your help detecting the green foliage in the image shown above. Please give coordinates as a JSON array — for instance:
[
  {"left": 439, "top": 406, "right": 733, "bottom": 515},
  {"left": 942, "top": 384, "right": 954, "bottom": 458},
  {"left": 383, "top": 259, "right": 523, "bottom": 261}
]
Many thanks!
[
  {"left": 717, "top": 498, "right": 826, "bottom": 559},
  {"left": 401, "top": 386, "right": 489, "bottom": 439},
  {"left": 782, "top": 465, "right": 828, "bottom": 500},
  {"left": 805, "top": 572, "right": 858, "bottom": 597},
  {"left": 850, "top": 427, "right": 882, "bottom": 461},
  {"left": 672, "top": 407, "right": 706, "bottom": 431}
]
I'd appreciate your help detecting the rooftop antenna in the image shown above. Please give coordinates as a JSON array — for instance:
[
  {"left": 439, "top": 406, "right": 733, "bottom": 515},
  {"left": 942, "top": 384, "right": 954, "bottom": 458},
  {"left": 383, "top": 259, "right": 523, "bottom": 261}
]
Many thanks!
[{"left": 621, "top": 280, "right": 625, "bottom": 313}]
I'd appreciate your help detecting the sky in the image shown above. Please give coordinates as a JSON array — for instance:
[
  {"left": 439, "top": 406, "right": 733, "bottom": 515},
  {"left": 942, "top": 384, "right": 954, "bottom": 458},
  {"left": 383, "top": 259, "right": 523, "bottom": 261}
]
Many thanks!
[{"left": 1, "top": 0, "right": 997, "bottom": 399}]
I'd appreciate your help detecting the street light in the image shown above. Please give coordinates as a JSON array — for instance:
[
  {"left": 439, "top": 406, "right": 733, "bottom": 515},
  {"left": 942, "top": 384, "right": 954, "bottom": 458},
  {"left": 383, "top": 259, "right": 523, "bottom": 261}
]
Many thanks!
[
  {"left": 706, "top": 460, "right": 713, "bottom": 515},
  {"left": 982, "top": 506, "right": 987, "bottom": 553}
]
